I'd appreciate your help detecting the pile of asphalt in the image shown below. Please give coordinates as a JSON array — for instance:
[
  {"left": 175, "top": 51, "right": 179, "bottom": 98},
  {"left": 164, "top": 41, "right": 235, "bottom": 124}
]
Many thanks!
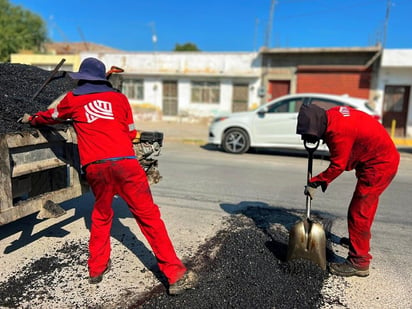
[
  {"left": 136, "top": 208, "right": 332, "bottom": 309},
  {"left": 0, "top": 63, "right": 74, "bottom": 134},
  {"left": 0, "top": 207, "right": 346, "bottom": 308}
]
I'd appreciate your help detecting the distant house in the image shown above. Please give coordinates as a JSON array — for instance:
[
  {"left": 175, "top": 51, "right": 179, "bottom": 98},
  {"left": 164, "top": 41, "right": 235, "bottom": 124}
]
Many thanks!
[
  {"left": 43, "top": 42, "right": 123, "bottom": 55},
  {"left": 10, "top": 44, "right": 411, "bottom": 136},
  {"left": 80, "top": 51, "right": 262, "bottom": 121},
  {"left": 11, "top": 42, "right": 124, "bottom": 72},
  {"left": 259, "top": 46, "right": 382, "bottom": 103}
]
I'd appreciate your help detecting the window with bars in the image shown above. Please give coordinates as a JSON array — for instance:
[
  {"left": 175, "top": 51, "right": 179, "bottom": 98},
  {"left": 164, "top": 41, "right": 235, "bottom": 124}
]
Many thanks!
[
  {"left": 122, "top": 79, "right": 144, "bottom": 100},
  {"left": 191, "top": 81, "right": 220, "bottom": 103}
]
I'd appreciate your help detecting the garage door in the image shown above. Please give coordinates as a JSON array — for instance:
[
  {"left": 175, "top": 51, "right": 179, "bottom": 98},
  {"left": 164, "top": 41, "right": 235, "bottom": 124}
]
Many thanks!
[{"left": 296, "top": 67, "right": 371, "bottom": 99}]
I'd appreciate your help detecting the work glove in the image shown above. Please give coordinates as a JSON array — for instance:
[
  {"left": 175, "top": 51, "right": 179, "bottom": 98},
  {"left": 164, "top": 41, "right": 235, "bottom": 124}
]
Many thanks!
[
  {"left": 304, "top": 181, "right": 327, "bottom": 199},
  {"left": 132, "top": 131, "right": 141, "bottom": 144},
  {"left": 17, "top": 113, "right": 32, "bottom": 124}
]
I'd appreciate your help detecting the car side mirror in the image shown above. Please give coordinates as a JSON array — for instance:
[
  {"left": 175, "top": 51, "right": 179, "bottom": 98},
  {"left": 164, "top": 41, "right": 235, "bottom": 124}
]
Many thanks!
[{"left": 257, "top": 107, "right": 268, "bottom": 116}]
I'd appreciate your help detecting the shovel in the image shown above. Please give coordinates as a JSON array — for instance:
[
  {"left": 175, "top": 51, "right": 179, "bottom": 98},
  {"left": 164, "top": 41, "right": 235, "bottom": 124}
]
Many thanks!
[{"left": 286, "top": 140, "right": 326, "bottom": 270}]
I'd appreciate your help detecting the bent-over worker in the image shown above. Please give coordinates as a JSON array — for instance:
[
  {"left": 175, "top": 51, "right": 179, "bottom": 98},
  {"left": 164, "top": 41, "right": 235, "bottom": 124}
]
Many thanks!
[{"left": 296, "top": 103, "right": 399, "bottom": 277}]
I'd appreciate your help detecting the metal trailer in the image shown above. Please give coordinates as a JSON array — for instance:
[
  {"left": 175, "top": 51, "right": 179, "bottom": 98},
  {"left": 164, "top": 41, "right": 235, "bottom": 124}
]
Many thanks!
[{"left": 0, "top": 126, "right": 89, "bottom": 226}]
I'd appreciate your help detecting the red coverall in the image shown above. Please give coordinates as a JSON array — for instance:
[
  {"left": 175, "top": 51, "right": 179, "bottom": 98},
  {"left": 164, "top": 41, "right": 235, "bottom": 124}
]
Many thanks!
[
  {"left": 310, "top": 106, "right": 399, "bottom": 268},
  {"left": 30, "top": 91, "right": 186, "bottom": 283}
]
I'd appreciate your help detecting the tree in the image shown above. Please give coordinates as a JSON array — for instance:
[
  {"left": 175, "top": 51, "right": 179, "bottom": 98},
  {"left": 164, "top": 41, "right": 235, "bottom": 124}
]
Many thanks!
[
  {"left": 174, "top": 42, "right": 201, "bottom": 52},
  {"left": 0, "top": 0, "right": 48, "bottom": 62}
]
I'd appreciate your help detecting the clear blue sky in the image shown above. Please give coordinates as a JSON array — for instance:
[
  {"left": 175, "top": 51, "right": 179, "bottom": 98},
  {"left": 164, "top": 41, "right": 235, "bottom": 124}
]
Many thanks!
[{"left": 11, "top": 0, "right": 412, "bottom": 52}]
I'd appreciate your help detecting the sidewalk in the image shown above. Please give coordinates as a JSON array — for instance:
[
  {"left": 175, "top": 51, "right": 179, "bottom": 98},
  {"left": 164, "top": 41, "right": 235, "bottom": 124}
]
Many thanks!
[
  {"left": 136, "top": 119, "right": 209, "bottom": 145},
  {"left": 392, "top": 137, "right": 412, "bottom": 147}
]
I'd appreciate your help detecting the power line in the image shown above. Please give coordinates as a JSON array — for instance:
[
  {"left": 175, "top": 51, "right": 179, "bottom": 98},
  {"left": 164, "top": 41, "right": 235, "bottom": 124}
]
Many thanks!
[{"left": 148, "top": 22, "right": 157, "bottom": 52}]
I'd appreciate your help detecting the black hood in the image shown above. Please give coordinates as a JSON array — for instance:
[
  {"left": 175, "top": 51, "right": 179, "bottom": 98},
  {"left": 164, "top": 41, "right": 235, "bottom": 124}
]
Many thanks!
[{"left": 296, "top": 104, "right": 327, "bottom": 140}]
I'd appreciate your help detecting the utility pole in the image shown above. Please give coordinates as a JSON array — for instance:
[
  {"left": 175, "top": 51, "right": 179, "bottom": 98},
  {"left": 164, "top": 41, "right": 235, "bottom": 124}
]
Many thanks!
[
  {"left": 149, "top": 22, "right": 157, "bottom": 52},
  {"left": 77, "top": 27, "right": 89, "bottom": 51},
  {"left": 265, "top": 0, "right": 276, "bottom": 48},
  {"left": 254, "top": 18, "right": 260, "bottom": 51},
  {"left": 382, "top": 0, "right": 391, "bottom": 47}
]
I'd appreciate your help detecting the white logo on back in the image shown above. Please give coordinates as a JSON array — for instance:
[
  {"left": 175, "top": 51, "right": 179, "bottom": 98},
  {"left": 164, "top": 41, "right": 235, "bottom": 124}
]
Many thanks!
[
  {"left": 339, "top": 106, "right": 350, "bottom": 117},
  {"left": 84, "top": 100, "right": 114, "bottom": 123}
]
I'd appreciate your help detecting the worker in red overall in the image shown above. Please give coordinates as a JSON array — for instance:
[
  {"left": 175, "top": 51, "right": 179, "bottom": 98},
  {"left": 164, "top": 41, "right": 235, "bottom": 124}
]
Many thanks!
[
  {"left": 296, "top": 103, "right": 399, "bottom": 277},
  {"left": 19, "top": 57, "right": 197, "bottom": 295}
]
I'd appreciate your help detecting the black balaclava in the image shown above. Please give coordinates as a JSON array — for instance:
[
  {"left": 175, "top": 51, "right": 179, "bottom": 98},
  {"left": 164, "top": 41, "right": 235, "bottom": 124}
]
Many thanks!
[{"left": 296, "top": 104, "right": 327, "bottom": 141}]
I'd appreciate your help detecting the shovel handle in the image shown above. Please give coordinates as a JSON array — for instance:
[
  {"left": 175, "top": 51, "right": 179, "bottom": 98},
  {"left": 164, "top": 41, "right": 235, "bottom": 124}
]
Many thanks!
[
  {"left": 31, "top": 58, "right": 66, "bottom": 101},
  {"left": 106, "top": 66, "right": 124, "bottom": 79},
  {"left": 304, "top": 140, "right": 319, "bottom": 181},
  {"left": 304, "top": 140, "right": 319, "bottom": 218}
]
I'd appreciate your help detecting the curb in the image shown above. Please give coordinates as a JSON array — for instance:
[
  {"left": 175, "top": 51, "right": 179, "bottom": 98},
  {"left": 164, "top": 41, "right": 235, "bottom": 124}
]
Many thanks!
[{"left": 393, "top": 138, "right": 412, "bottom": 147}]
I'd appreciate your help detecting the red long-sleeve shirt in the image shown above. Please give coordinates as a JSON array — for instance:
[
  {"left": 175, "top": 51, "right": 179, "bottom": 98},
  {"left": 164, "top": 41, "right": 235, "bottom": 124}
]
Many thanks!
[
  {"left": 310, "top": 106, "right": 398, "bottom": 186},
  {"left": 30, "top": 91, "right": 137, "bottom": 166}
]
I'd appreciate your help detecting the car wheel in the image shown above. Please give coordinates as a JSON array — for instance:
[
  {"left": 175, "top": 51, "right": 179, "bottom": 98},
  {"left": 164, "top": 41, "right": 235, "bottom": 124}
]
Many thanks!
[{"left": 222, "top": 128, "right": 250, "bottom": 154}]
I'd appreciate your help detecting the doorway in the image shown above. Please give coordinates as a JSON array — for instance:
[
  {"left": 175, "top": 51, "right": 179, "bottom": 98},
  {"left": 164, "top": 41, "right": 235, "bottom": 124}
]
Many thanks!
[
  {"left": 162, "top": 81, "right": 178, "bottom": 116},
  {"left": 382, "top": 85, "right": 410, "bottom": 137},
  {"left": 267, "top": 80, "right": 290, "bottom": 102},
  {"left": 232, "top": 84, "right": 249, "bottom": 112}
]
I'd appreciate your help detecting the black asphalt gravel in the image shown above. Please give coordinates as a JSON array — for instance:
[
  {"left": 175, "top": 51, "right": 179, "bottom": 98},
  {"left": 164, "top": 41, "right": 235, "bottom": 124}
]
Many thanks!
[
  {"left": 0, "top": 62, "right": 74, "bottom": 133},
  {"left": 0, "top": 206, "right": 342, "bottom": 308},
  {"left": 135, "top": 207, "right": 334, "bottom": 309}
]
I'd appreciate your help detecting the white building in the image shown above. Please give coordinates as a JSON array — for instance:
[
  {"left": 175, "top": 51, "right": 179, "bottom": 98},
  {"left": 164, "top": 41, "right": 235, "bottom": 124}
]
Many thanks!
[
  {"left": 376, "top": 49, "right": 412, "bottom": 137},
  {"left": 80, "top": 52, "right": 261, "bottom": 121}
]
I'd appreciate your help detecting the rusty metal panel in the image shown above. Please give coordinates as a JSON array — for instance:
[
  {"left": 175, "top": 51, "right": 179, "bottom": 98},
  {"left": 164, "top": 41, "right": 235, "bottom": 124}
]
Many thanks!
[
  {"left": 0, "top": 126, "right": 88, "bottom": 226},
  {"left": 0, "top": 134, "right": 13, "bottom": 215}
]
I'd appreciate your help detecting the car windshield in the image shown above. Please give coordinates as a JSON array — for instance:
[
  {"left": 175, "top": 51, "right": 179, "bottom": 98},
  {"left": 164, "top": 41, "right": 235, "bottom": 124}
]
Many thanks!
[
  {"left": 257, "top": 98, "right": 305, "bottom": 113},
  {"left": 364, "top": 101, "right": 376, "bottom": 112},
  {"left": 309, "top": 98, "right": 345, "bottom": 109}
]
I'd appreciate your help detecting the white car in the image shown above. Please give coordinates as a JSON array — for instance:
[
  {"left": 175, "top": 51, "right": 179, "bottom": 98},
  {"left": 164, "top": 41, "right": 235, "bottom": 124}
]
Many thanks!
[{"left": 208, "top": 93, "right": 380, "bottom": 154}]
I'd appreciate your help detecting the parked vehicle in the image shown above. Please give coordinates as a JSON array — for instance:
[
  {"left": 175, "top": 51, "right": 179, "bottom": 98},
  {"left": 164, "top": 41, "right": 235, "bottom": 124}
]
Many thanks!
[{"left": 208, "top": 93, "right": 380, "bottom": 154}]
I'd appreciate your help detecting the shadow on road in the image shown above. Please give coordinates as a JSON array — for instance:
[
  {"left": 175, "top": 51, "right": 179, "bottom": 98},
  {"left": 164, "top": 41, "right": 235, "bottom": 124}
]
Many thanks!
[
  {"left": 0, "top": 192, "right": 166, "bottom": 284},
  {"left": 200, "top": 143, "right": 330, "bottom": 160}
]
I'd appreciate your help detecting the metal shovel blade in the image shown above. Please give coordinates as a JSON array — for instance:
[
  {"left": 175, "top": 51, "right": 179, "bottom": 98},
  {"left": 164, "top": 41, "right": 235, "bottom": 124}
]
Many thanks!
[{"left": 287, "top": 217, "right": 327, "bottom": 270}]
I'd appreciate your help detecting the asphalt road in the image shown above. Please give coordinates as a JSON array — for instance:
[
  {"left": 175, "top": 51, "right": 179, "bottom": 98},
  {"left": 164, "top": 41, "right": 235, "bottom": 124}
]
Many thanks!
[
  {"left": 150, "top": 140, "right": 412, "bottom": 308},
  {"left": 0, "top": 129, "right": 411, "bottom": 308}
]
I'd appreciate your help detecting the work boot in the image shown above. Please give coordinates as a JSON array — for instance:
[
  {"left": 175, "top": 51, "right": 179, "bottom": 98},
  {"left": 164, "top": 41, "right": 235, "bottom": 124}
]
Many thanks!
[
  {"left": 168, "top": 270, "right": 198, "bottom": 295},
  {"left": 88, "top": 259, "right": 111, "bottom": 284},
  {"left": 339, "top": 237, "right": 350, "bottom": 249},
  {"left": 329, "top": 260, "right": 369, "bottom": 277}
]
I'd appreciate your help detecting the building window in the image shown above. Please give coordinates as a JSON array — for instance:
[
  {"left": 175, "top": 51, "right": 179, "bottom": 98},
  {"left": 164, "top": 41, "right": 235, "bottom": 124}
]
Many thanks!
[
  {"left": 122, "top": 79, "right": 144, "bottom": 100},
  {"left": 191, "top": 81, "right": 220, "bottom": 103}
]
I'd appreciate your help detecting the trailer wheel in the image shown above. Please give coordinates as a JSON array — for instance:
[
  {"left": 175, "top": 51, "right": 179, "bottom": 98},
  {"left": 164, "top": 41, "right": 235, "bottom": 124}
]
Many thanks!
[{"left": 222, "top": 128, "right": 250, "bottom": 154}]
